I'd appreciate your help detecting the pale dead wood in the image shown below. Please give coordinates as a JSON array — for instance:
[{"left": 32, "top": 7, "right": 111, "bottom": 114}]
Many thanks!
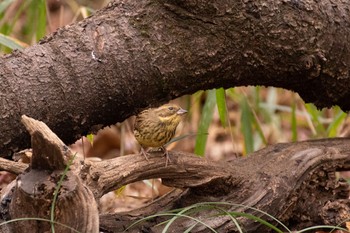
[
  {"left": 92, "top": 139, "right": 350, "bottom": 232},
  {"left": 1, "top": 116, "right": 349, "bottom": 232},
  {"left": 21, "top": 115, "right": 79, "bottom": 170},
  {"left": 85, "top": 151, "right": 231, "bottom": 199},
  {"left": 4, "top": 115, "right": 99, "bottom": 233},
  {"left": 0, "top": 157, "right": 27, "bottom": 175}
]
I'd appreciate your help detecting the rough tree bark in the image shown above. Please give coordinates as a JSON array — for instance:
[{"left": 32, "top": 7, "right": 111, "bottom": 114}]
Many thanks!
[
  {"left": 0, "top": 0, "right": 350, "bottom": 156},
  {"left": 0, "top": 117, "right": 349, "bottom": 232},
  {"left": 1, "top": 116, "right": 99, "bottom": 233}
]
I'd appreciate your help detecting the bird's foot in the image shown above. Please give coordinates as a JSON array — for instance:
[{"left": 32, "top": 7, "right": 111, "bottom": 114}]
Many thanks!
[
  {"left": 161, "top": 146, "right": 171, "bottom": 167},
  {"left": 139, "top": 147, "right": 150, "bottom": 162}
]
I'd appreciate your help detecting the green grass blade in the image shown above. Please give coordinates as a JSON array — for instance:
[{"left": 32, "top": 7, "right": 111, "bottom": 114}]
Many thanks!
[
  {"left": 184, "top": 222, "right": 199, "bottom": 233},
  {"left": 216, "top": 88, "right": 227, "bottom": 127},
  {"left": 86, "top": 133, "right": 94, "bottom": 145},
  {"left": 214, "top": 207, "right": 244, "bottom": 233},
  {"left": 226, "top": 88, "right": 239, "bottom": 101},
  {"left": 194, "top": 89, "right": 216, "bottom": 156},
  {"left": 291, "top": 101, "right": 297, "bottom": 142},
  {"left": 250, "top": 108, "right": 267, "bottom": 145},
  {"left": 35, "top": 0, "right": 47, "bottom": 41},
  {"left": 0, "top": 0, "right": 14, "bottom": 14},
  {"left": 197, "top": 202, "right": 291, "bottom": 232},
  {"left": 25, "top": 0, "right": 47, "bottom": 43},
  {"left": 304, "top": 103, "right": 326, "bottom": 136},
  {"left": 162, "top": 205, "right": 208, "bottom": 233},
  {"left": 165, "top": 133, "right": 201, "bottom": 146},
  {"left": 326, "top": 107, "right": 347, "bottom": 137},
  {"left": 0, "top": 0, "right": 28, "bottom": 48},
  {"left": 297, "top": 225, "right": 350, "bottom": 233},
  {"left": 0, "top": 217, "right": 80, "bottom": 233},
  {"left": 50, "top": 153, "right": 77, "bottom": 233},
  {"left": 257, "top": 87, "right": 276, "bottom": 123},
  {"left": 127, "top": 202, "right": 293, "bottom": 233},
  {"left": 0, "top": 33, "right": 23, "bottom": 50},
  {"left": 241, "top": 98, "right": 254, "bottom": 154},
  {"left": 125, "top": 213, "right": 217, "bottom": 233},
  {"left": 160, "top": 204, "right": 225, "bottom": 232},
  {"left": 228, "top": 212, "right": 284, "bottom": 233},
  {"left": 266, "top": 87, "right": 277, "bottom": 113},
  {"left": 253, "top": 86, "right": 261, "bottom": 107}
]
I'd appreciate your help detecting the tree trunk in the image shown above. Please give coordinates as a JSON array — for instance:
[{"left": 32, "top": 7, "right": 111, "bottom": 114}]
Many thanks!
[
  {"left": 0, "top": 0, "right": 350, "bottom": 156},
  {"left": 1, "top": 116, "right": 349, "bottom": 232}
]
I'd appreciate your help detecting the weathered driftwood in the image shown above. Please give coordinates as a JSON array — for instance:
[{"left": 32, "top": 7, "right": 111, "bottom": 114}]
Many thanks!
[
  {"left": 95, "top": 140, "right": 350, "bottom": 232},
  {"left": 1, "top": 116, "right": 99, "bottom": 233},
  {"left": 0, "top": 116, "right": 349, "bottom": 232}
]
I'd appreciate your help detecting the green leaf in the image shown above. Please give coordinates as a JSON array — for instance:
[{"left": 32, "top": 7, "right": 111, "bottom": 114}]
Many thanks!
[
  {"left": 86, "top": 133, "right": 94, "bottom": 145},
  {"left": 305, "top": 103, "right": 326, "bottom": 136},
  {"left": 0, "top": 0, "right": 28, "bottom": 40},
  {"left": 228, "top": 212, "right": 284, "bottom": 233},
  {"left": 327, "top": 107, "right": 347, "bottom": 137},
  {"left": 35, "top": 0, "right": 47, "bottom": 41},
  {"left": 291, "top": 101, "right": 297, "bottom": 142},
  {"left": 115, "top": 185, "right": 126, "bottom": 197},
  {"left": 252, "top": 86, "right": 261, "bottom": 108},
  {"left": 297, "top": 225, "right": 350, "bottom": 233},
  {"left": 165, "top": 133, "right": 200, "bottom": 146},
  {"left": 50, "top": 153, "right": 77, "bottom": 233},
  {"left": 226, "top": 88, "right": 239, "bottom": 101},
  {"left": 0, "top": 0, "right": 14, "bottom": 14},
  {"left": 216, "top": 88, "right": 227, "bottom": 127},
  {"left": 194, "top": 89, "right": 216, "bottom": 156},
  {"left": 250, "top": 109, "right": 267, "bottom": 146},
  {"left": 0, "top": 33, "right": 23, "bottom": 50},
  {"left": 241, "top": 98, "right": 254, "bottom": 154}
]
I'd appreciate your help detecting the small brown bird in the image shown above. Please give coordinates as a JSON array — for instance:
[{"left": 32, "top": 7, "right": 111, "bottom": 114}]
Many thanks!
[{"left": 134, "top": 103, "right": 187, "bottom": 166}]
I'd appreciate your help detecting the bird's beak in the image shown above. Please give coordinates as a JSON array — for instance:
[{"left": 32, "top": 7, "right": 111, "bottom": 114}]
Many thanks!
[{"left": 177, "top": 108, "right": 187, "bottom": 115}]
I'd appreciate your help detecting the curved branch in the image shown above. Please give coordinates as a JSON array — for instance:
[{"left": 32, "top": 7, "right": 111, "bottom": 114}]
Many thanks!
[
  {"left": 85, "top": 151, "right": 231, "bottom": 198},
  {"left": 0, "top": 0, "right": 350, "bottom": 154},
  {"left": 1, "top": 114, "right": 349, "bottom": 232},
  {"left": 86, "top": 138, "right": 350, "bottom": 198},
  {"left": 0, "top": 157, "right": 27, "bottom": 175},
  {"left": 87, "top": 138, "right": 350, "bottom": 232}
]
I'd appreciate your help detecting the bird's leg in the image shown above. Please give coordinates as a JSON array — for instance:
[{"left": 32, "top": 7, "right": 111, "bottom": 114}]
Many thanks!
[
  {"left": 139, "top": 147, "right": 150, "bottom": 162},
  {"left": 160, "top": 146, "right": 171, "bottom": 167}
]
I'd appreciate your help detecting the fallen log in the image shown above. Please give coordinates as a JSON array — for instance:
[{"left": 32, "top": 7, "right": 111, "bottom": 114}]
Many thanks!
[{"left": 0, "top": 116, "right": 349, "bottom": 232}]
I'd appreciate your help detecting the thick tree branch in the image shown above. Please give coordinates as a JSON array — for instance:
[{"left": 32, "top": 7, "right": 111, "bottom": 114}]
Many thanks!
[
  {"left": 0, "top": 0, "right": 349, "bottom": 155},
  {"left": 92, "top": 138, "right": 350, "bottom": 232},
  {"left": 1, "top": 116, "right": 349, "bottom": 232},
  {"left": 84, "top": 151, "right": 231, "bottom": 198}
]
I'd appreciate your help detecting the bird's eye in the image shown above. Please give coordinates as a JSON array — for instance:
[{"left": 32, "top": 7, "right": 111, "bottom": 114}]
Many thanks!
[{"left": 168, "top": 106, "right": 174, "bottom": 111}]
